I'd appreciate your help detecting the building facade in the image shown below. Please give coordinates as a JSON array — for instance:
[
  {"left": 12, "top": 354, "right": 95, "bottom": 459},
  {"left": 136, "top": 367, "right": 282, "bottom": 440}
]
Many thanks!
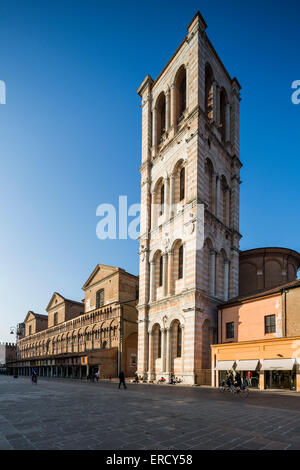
[
  {"left": 0, "top": 342, "right": 16, "bottom": 372},
  {"left": 239, "top": 247, "right": 300, "bottom": 296},
  {"left": 13, "top": 264, "right": 139, "bottom": 379},
  {"left": 137, "top": 12, "right": 242, "bottom": 385},
  {"left": 212, "top": 279, "right": 300, "bottom": 391}
]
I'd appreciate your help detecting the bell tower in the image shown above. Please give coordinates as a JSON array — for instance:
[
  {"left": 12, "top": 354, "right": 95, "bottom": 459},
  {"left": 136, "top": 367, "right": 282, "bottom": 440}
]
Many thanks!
[{"left": 137, "top": 12, "right": 242, "bottom": 384}]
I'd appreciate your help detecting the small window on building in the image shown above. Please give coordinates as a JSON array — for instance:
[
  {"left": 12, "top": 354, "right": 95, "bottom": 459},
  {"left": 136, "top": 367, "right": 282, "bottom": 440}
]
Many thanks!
[
  {"left": 226, "top": 322, "right": 234, "bottom": 339},
  {"left": 265, "top": 315, "right": 276, "bottom": 334},
  {"left": 54, "top": 312, "right": 58, "bottom": 326},
  {"left": 96, "top": 289, "right": 104, "bottom": 309},
  {"left": 29, "top": 325, "right": 32, "bottom": 336}
]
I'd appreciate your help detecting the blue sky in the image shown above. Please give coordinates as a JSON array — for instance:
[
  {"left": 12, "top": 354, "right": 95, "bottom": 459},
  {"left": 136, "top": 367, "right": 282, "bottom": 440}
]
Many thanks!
[{"left": 0, "top": 0, "right": 299, "bottom": 341}]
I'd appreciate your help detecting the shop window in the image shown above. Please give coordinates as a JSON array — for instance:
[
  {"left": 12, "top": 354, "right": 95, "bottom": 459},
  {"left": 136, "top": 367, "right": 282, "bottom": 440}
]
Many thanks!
[
  {"left": 226, "top": 322, "right": 234, "bottom": 339},
  {"left": 265, "top": 315, "right": 276, "bottom": 334}
]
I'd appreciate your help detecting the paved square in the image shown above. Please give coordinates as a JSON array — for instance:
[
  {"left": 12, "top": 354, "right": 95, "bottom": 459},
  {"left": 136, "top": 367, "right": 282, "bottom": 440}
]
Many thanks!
[{"left": 0, "top": 375, "right": 300, "bottom": 450}]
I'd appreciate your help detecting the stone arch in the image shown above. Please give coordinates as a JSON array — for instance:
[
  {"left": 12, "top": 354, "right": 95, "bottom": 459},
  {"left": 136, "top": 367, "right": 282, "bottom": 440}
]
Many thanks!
[
  {"left": 239, "top": 262, "right": 258, "bottom": 296},
  {"left": 205, "top": 62, "right": 214, "bottom": 119},
  {"left": 155, "top": 91, "right": 166, "bottom": 144},
  {"left": 265, "top": 259, "right": 283, "bottom": 289},
  {"left": 219, "top": 87, "right": 228, "bottom": 141},
  {"left": 173, "top": 64, "right": 187, "bottom": 124},
  {"left": 217, "top": 248, "right": 228, "bottom": 300},
  {"left": 201, "top": 319, "right": 213, "bottom": 369},
  {"left": 124, "top": 331, "right": 138, "bottom": 376},
  {"left": 172, "top": 158, "right": 186, "bottom": 205},
  {"left": 169, "top": 318, "right": 183, "bottom": 373},
  {"left": 220, "top": 175, "right": 229, "bottom": 225},
  {"left": 204, "top": 158, "right": 215, "bottom": 212},
  {"left": 203, "top": 237, "right": 216, "bottom": 295}
]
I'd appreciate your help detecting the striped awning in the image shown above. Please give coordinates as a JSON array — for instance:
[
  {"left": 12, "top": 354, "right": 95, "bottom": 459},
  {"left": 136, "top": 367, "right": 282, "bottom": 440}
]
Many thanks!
[
  {"left": 216, "top": 360, "right": 235, "bottom": 370},
  {"left": 235, "top": 360, "right": 259, "bottom": 371},
  {"left": 260, "top": 358, "right": 296, "bottom": 371}
]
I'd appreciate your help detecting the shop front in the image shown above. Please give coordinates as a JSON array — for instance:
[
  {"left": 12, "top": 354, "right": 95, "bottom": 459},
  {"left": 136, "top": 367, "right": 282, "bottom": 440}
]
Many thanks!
[
  {"left": 261, "top": 358, "right": 296, "bottom": 390},
  {"left": 215, "top": 360, "right": 236, "bottom": 385},
  {"left": 211, "top": 337, "right": 300, "bottom": 391},
  {"left": 235, "top": 360, "right": 260, "bottom": 388}
]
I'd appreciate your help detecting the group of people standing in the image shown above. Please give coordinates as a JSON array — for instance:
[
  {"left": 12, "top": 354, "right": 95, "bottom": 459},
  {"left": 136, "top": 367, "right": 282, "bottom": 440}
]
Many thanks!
[{"left": 225, "top": 370, "right": 254, "bottom": 389}]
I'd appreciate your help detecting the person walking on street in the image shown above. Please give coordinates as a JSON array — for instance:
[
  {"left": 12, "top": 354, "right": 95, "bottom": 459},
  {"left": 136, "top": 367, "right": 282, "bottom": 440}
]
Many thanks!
[
  {"left": 119, "top": 370, "right": 127, "bottom": 389},
  {"left": 95, "top": 371, "right": 99, "bottom": 382},
  {"left": 235, "top": 371, "right": 242, "bottom": 390}
]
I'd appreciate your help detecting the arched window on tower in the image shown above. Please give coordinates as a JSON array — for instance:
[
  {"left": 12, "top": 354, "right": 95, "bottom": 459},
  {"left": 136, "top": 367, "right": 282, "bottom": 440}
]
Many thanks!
[
  {"left": 205, "top": 64, "right": 214, "bottom": 120},
  {"left": 178, "top": 245, "right": 183, "bottom": 279},
  {"left": 157, "top": 93, "right": 166, "bottom": 143},
  {"left": 175, "top": 66, "right": 187, "bottom": 124},
  {"left": 180, "top": 167, "right": 185, "bottom": 201},
  {"left": 219, "top": 89, "right": 227, "bottom": 142},
  {"left": 158, "top": 329, "right": 161, "bottom": 358},
  {"left": 177, "top": 324, "right": 182, "bottom": 358},
  {"left": 159, "top": 256, "right": 163, "bottom": 287},
  {"left": 160, "top": 183, "right": 165, "bottom": 215}
]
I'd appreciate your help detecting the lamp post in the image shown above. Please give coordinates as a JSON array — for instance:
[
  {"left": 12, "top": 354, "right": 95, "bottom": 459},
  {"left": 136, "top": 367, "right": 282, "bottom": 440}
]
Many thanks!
[{"left": 9, "top": 325, "right": 23, "bottom": 376}]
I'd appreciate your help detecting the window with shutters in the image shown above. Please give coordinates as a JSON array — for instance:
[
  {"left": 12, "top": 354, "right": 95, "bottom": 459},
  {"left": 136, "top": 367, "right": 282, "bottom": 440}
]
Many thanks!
[
  {"left": 265, "top": 315, "right": 276, "bottom": 334},
  {"left": 226, "top": 322, "right": 234, "bottom": 339}
]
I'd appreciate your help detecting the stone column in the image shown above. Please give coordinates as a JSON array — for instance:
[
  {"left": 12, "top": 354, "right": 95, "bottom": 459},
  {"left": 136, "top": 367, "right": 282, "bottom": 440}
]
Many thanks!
[
  {"left": 147, "top": 331, "right": 154, "bottom": 381},
  {"left": 259, "top": 367, "right": 265, "bottom": 391},
  {"left": 169, "top": 173, "right": 175, "bottom": 218},
  {"left": 166, "top": 87, "right": 170, "bottom": 131},
  {"left": 210, "top": 250, "right": 216, "bottom": 297},
  {"left": 149, "top": 260, "right": 155, "bottom": 302},
  {"left": 226, "top": 104, "right": 231, "bottom": 142},
  {"left": 181, "top": 326, "right": 185, "bottom": 373},
  {"left": 161, "top": 329, "right": 166, "bottom": 372},
  {"left": 224, "top": 259, "right": 229, "bottom": 302},
  {"left": 212, "top": 80, "right": 217, "bottom": 122},
  {"left": 215, "top": 175, "right": 220, "bottom": 219},
  {"left": 212, "top": 173, "right": 217, "bottom": 215},
  {"left": 164, "top": 178, "right": 169, "bottom": 223},
  {"left": 183, "top": 242, "right": 188, "bottom": 289},
  {"left": 170, "top": 84, "right": 176, "bottom": 129},
  {"left": 163, "top": 253, "right": 168, "bottom": 297},
  {"left": 152, "top": 107, "right": 157, "bottom": 149},
  {"left": 168, "top": 250, "right": 174, "bottom": 295},
  {"left": 296, "top": 363, "right": 300, "bottom": 392},
  {"left": 151, "top": 191, "right": 157, "bottom": 229},
  {"left": 166, "top": 328, "right": 171, "bottom": 375},
  {"left": 225, "top": 188, "right": 230, "bottom": 227}
]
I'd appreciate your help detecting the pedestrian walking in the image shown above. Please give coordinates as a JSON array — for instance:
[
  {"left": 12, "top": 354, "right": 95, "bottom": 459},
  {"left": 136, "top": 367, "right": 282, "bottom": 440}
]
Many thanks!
[
  {"left": 118, "top": 370, "right": 127, "bottom": 389},
  {"left": 95, "top": 371, "right": 99, "bottom": 382}
]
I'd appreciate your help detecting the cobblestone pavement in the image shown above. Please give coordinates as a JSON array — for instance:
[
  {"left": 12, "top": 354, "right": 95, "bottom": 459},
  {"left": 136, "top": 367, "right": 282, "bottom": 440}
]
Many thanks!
[{"left": 0, "top": 375, "right": 300, "bottom": 450}]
